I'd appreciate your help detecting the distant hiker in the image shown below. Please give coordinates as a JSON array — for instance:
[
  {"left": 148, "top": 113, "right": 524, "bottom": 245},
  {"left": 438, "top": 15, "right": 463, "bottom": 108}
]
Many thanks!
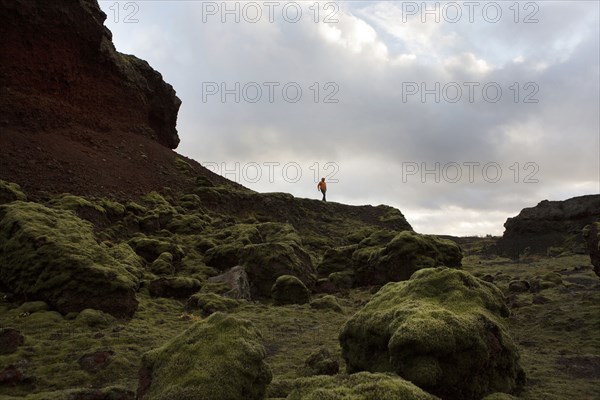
[{"left": 317, "top": 178, "right": 327, "bottom": 202}]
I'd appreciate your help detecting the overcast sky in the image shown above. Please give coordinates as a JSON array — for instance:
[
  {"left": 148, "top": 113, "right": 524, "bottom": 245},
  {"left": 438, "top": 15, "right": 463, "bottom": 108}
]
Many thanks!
[{"left": 99, "top": 0, "right": 599, "bottom": 236}]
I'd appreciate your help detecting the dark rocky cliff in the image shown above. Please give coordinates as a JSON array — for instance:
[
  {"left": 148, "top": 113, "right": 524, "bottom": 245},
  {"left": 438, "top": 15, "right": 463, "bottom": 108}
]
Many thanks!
[
  {"left": 497, "top": 195, "right": 600, "bottom": 258},
  {"left": 0, "top": 0, "right": 181, "bottom": 148}
]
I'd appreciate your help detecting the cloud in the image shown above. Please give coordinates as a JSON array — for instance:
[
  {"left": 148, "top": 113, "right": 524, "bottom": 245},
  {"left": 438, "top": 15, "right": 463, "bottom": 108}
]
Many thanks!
[{"left": 100, "top": 1, "right": 599, "bottom": 236}]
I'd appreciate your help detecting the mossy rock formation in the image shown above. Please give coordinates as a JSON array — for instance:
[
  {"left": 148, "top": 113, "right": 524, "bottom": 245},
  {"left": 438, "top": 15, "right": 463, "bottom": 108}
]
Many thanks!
[
  {"left": 137, "top": 313, "right": 272, "bottom": 400},
  {"left": 317, "top": 231, "right": 462, "bottom": 288},
  {"left": 303, "top": 348, "right": 339, "bottom": 376},
  {"left": 242, "top": 242, "right": 316, "bottom": 297},
  {"left": 0, "top": 201, "right": 139, "bottom": 318},
  {"left": 339, "top": 267, "right": 524, "bottom": 400},
  {"left": 185, "top": 292, "right": 239, "bottom": 316},
  {"left": 271, "top": 275, "right": 311, "bottom": 305},
  {"left": 0, "top": 180, "right": 26, "bottom": 205},
  {"left": 284, "top": 372, "right": 439, "bottom": 400},
  {"left": 148, "top": 277, "right": 201, "bottom": 299},
  {"left": 353, "top": 231, "right": 462, "bottom": 286},
  {"left": 309, "top": 295, "right": 344, "bottom": 313}
]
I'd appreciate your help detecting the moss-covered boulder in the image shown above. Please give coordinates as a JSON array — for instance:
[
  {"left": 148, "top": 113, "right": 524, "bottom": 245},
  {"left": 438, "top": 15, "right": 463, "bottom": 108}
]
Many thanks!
[
  {"left": 317, "top": 245, "right": 357, "bottom": 277},
  {"left": 339, "top": 267, "right": 524, "bottom": 400},
  {"left": 48, "top": 194, "right": 109, "bottom": 227},
  {"left": 204, "top": 242, "right": 245, "bottom": 271},
  {"left": 315, "top": 231, "right": 462, "bottom": 288},
  {"left": 242, "top": 242, "right": 316, "bottom": 297},
  {"left": 75, "top": 308, "right": 117, "bottom": 329},
  {"left": 0, "top": 180, "right": 26, "bottom": 204},
  {"left": 137, "top": 313, "right": 272, "bottom": 400},
  {"left": 303, "top": 348, "right": 339, "bottom": 376},
  {"left": 128, "top": 236, "right": 184, "bottom": 263},
  {"left": 271, "top": 275, "right": 311, "bottom": 305},
  {"left": 353, "top": 231, "right": 462, "bottom": 286},
  {"left": 482, "top": 394, "right": 518, "bottom": 400},
  {"left": 150, "top": 252, "right": 174, "bottom": 275},
  {"left": 185, "top": 292, "right": 239, "bottom": 316},
  {"left": 283, "top": 372, "right": 439, "bottom": 400},
  {"left": 148, "top": 277, "right": 201, "bottom": 299},
  {"left": 0, "top": 201, "right": 139, "bottom": 318},
  {"left": 309, "top": 295, "right": 344, "bottom": 313},
  {"left": 166, "top": 213, "right": 210, "bottom": 235}
]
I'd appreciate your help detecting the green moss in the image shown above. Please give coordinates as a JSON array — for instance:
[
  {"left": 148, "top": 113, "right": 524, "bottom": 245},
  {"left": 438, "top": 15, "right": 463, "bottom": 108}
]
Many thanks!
[
  {"left": 128, "top": 236, "right": 184, "bottom": 263},
  {"left": 542, "top": 272, "right": 563, "bottom": 285},
  {"left": 16, "top": 301, "right": 49, "bottom": 314},
  {"left": 48, "top": 194, "right": 105, "bottom": 214},
  {"left": 204, "top": 242, "right": 244, "bottom": 270},
  {"left": 5, "top": 387, "right": 135, "bottom": 399},
  {"left": 546, "top": 246, "right": 564, "bottom": 257},
  {"left": 317, "top": 246, "right": 357, "bottom": 277},
  {"left": 195, "top": 175, "right": 215, "bottom": 188},
  {"left": 0, "top": 201, "right": 139, "bottom": 318},
  {"left": 284, "top": 372, "right": 439, "bottom": 400},
  {"left": 75, "top": 308, "right": 116, "bottom": 328},
  {"left": 142, "top": 192, "right": 173, "bottom": 208},
  {"left": 327, "top": 271, "right": 354, "bottom": 291},
  {"left": 272, "top": 275, "right": 311, "bottom": 305},
  {"left": 151, "top": 252, "right": 174, "bottom": 275},
  {"left": 174, "top": 157, "right": 193, "bottom": 174},
  {"left": 358, "top": 230, "right": 399, "bottom": 247},
  {"left": 179, "top": 194, "right": 202, "bottom": 210},
  {"left": 344, "top": 227, "right": 379, "bottom": 244},
  {"left": 303, "top": 347, "right": 339, "bottom": 376},
  {"left": 138, "top": 192, "right": 178, "bottom": 231},
  {"left": 310, "top": 295, "right": 344, "bottom": 313},
  {"left": 107, "top": 242, "right": 145, "bottom": 278},
  {"left": 166, "top": 213, "right": 210, "bottom": 234},
  {"left": 98, "top": 198, "right": 126, "bottom": 216},
  {"left": 148, "top": 277, "right": 202, "bottom": 299},
  {"left": 140, "top": 313, "right": 272, "bottom": 400},
  {"left": 212, "top": 223, "right": 261, "bottom": 245},
  {"left": 256, "top": 222, "right": 303, "bottom": 245},
  {"left": 353, "top": 231, "right": 462, "bottom": 286},
  {"left": 378, "top": 207, "right": 408, "bottom": 224},
  {"left": 126, "top": 201, "right": 148, "bottom": 215},
  {"left": 185, "top": 292, "right": 239, "bottom": 316},
  {"left": 0, "top": 179, "right": 26, "bottom": 204},
  {"left": 242, "top": 242, "right": 316, "bottom": 297},
  {"left": 340, "top": 267, "right": 523, "bottom": 400},
  {"left": 482, "top": 394, "right": 518, "bottom": 400}
]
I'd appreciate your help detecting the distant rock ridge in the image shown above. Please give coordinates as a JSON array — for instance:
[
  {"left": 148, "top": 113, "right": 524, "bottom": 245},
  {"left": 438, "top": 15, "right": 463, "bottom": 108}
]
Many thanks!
[{"left": 497, "top": 195, "right": 600, "bottom": 258}]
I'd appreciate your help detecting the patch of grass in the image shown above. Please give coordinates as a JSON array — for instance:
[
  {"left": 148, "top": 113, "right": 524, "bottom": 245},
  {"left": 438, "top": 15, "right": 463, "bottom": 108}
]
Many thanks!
[{"left": 463, "top": 254, "right": 600, "bottom": 400}]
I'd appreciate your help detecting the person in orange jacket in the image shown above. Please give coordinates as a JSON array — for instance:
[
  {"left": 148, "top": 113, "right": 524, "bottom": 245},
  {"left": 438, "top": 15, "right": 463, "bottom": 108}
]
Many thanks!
[{"left": 317, "top": 177, "right": 327, "bottom": 202}]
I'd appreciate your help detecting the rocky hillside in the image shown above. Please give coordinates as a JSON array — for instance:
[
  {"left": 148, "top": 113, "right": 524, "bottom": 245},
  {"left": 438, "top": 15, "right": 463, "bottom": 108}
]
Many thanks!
[
  {"left": 0, "top": 0, "right": 240, "bottom": 198},
  {"left": 497, "top": 195, "right": 600, "bottom": 258}
]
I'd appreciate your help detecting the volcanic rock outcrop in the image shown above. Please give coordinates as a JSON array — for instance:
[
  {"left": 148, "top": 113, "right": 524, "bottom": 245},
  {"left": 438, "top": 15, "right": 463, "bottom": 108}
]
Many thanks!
[
  {"left": 497, "top": 195, "right": 600, "bottom": 258},
  {"left": 0, "top": 0, "right": 180, "bottom": 148},
  {"left": 0, "top": 0, "right": 238, "bottom": 198}
]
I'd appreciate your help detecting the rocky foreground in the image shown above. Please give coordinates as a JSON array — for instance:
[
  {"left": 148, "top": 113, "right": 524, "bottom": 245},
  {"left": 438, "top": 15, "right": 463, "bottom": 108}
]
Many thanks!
[{"left": 0, "top": 181, "right": 599, "bottom": 400}]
